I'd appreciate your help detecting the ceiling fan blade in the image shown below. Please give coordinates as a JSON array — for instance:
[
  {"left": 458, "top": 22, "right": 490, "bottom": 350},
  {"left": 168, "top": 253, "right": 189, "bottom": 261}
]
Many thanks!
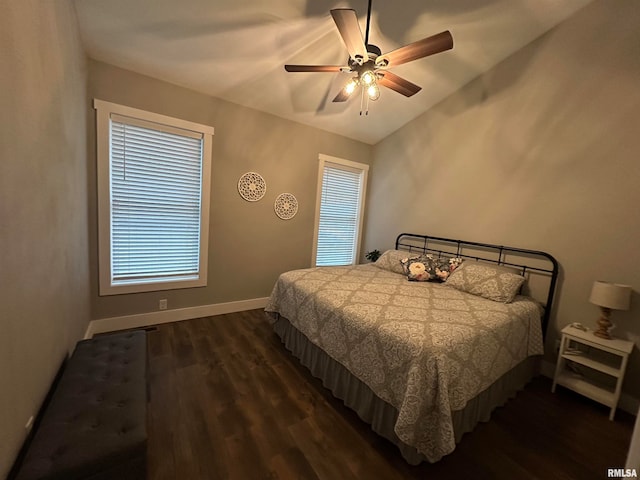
[
  {"left": 332, "top": 89, "right": 352, "bottom": 103},
  {"left": 330, "top": 9, "right": 368, "bottom": 63},
  {"left": 378, "top": 71, "right": 422, "bottom": 97},
  {"left": 376, "top": 31, "right": 453, "bottom": 68},
  {"left": 284, "top": 65, "right": 344, "bottom": 73}
]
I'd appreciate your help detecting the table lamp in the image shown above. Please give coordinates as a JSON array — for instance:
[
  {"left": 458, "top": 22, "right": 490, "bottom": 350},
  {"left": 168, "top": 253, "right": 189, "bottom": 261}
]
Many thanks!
[{"left": 589, "top": 281, "right": 632, "bottom": 339}]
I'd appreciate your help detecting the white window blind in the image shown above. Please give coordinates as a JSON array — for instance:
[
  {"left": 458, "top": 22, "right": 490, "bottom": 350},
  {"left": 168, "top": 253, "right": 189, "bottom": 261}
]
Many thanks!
[
  {"left": 110, "top": 116, "right": 203, "bottom": 284},
  {"left": 315, "top": 159, "right": 367, "bottom": 266},
  {"left": 94, "top": 99, "right": 213, "bottom": 295}
]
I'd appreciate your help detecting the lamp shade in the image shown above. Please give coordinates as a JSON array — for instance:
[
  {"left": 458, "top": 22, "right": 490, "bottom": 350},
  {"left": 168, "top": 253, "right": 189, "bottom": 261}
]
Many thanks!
[{"left": 589, "top": 281, "right": 632, "bottom": 311}]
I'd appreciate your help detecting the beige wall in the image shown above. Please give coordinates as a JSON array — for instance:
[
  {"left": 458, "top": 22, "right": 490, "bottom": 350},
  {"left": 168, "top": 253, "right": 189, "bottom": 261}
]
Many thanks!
[
  {"left": 87, "top": 60, "right": 373, "bottom": 319},
  {"left": 364, "top": 0, "right": 640, "bottom": 399},
  {"left": 0, "top": 1, "right": 90, "bottom": 476}
]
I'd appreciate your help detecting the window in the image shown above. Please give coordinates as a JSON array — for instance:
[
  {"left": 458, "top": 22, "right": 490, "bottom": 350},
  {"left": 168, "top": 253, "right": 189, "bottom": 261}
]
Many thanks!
[
  {"left": 312, "top": 154, "right": 369, "bottom": 266},
  {"left": 94, "top": 99, "right": 213, "bottom": 295}
]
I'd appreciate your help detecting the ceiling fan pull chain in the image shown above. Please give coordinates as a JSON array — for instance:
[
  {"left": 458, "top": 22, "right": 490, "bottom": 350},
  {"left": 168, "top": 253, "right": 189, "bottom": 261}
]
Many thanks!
[{"left": 360, "top": 88, "right": 370, "bottom": 116}]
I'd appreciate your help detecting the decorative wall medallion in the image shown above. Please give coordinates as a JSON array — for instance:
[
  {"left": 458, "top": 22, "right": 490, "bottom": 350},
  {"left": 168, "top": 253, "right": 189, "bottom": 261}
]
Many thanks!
[
  {"left": 238, "top": 172, "right": 266, "bottom": 202},
  {"left": 274, "top": 193, "right": 298, "bottom": 220}
]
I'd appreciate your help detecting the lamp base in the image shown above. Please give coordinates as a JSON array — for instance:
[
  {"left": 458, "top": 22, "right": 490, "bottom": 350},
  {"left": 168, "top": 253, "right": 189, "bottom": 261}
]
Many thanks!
[{"left": 593, "top": 307, "right": 612, "bottom": 340}]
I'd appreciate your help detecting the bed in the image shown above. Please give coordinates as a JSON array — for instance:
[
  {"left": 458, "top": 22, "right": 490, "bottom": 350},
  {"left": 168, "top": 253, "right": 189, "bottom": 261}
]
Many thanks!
[{"left": 265, "top": 233, "right": 558, "bottom": 464}]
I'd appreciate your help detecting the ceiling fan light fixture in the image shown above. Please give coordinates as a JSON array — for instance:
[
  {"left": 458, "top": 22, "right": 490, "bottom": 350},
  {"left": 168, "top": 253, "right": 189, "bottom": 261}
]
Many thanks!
[
  {"left": 367, "top": 84, "right": 380, "bottom": 101},
  {"left": 344, "top": 78, "right": 358, "bottom": 95},
  {"left": 361, "top": 70, "right": 375, "bottom": 86}
]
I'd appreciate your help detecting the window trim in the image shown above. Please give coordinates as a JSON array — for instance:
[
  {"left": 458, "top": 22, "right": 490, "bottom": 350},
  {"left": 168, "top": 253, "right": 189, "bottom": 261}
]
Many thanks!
[
  {"left": 311, "top": 154, "right": 369, "bottom": 267},
  {"left": 94, "top": 99, "right": 214, "bottom": 295}
]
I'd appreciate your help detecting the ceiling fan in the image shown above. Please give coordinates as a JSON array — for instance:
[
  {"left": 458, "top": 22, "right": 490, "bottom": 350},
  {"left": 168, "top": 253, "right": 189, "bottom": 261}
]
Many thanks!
[{"left": 284, "top": 0, "right": 454, "bottom": 114}]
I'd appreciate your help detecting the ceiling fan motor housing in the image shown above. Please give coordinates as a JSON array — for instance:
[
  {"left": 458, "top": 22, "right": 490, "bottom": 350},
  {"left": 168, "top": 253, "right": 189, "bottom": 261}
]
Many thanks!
[
  {"left": 349, "top": 44, "right": 382, "bottom": 68},
  {"left": 366, "top": 44, "right": 382, "bottom": 58}
]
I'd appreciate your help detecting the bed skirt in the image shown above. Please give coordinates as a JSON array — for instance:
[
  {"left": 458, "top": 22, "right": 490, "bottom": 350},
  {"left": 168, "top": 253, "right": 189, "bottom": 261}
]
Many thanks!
[{"left": 271, "top": 313, "right": 540, "bottom": 464}]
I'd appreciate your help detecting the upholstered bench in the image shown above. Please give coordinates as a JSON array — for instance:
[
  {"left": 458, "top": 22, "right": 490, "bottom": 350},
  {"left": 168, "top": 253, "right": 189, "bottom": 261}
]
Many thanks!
[{"left": 16, "top": 330, "right": 147, "bottom": 480}]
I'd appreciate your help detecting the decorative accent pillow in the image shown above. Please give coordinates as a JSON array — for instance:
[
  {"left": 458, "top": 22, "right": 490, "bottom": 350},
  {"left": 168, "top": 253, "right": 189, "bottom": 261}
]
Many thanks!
[
  {"left": 406, "top": 255, "right": 464, "bottom": 282},
  {"left": 406, "top": 257, "right": 436, "bottom": 282},
  {"left": 445, "top": 262, "right": 525, "bottom": 303},
  {"left": 373, "top": 249, "right": 421, "bottom": 275},
  {"left": 399, "top": 253, "right": 424, "bottom": 275},
  {"left": 431, "top": 256, "right": 464, "bottom": 282}
]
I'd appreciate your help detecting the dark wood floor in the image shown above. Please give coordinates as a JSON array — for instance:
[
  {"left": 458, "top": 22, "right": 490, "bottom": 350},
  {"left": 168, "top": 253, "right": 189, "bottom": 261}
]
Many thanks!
[{"left": 146, "top": 309, "right": 634, "bottom": 480}]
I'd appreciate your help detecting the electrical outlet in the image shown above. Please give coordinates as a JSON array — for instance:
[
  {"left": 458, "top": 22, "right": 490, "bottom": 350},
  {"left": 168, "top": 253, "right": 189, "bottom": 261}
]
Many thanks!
[
  {"left": 25, "top": 415, "right": 34, "bottom": 431},
  {"left": 159, "top": 299, "right": 168, "bottom": 310}
]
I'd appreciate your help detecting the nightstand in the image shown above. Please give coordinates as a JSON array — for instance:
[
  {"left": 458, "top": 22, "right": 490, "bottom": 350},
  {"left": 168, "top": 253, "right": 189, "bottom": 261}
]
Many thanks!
[{"left": 552, "top": 324, "right": 634, "bottom": 420}]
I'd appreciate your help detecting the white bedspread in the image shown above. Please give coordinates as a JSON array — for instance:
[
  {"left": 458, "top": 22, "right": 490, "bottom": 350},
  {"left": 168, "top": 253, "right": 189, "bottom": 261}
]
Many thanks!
[{"left": 265, "top": 264, "right": 543, "bottom": 461}]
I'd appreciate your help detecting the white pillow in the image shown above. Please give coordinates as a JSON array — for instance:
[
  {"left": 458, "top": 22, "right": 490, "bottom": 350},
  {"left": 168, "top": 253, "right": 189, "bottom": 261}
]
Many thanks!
[
  {"left": 373, "top": 249, "right": 422, "bottom": 275},
  {"left": 445, "top": 262, "right": 525, "bottom": 303}
]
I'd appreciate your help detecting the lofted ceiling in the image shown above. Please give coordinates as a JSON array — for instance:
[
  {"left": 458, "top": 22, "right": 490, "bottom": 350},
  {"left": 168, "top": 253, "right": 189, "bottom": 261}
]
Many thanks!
[{"left": 74, "top": 0, "right": 593, "bottom": 144}]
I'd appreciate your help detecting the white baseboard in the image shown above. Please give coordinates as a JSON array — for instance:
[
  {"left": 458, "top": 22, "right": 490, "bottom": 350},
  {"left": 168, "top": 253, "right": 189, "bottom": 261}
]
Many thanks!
[
  {"left": 541, "top": 360, "right": 638, "bottom": 416},
  {"left": 84, "top": 297, "right": 269, "bottom": 338}
]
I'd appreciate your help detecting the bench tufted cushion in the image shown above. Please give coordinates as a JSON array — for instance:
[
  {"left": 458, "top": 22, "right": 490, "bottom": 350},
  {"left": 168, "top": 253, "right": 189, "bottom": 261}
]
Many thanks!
[{"left": 16, "top": 330, "right": 147, "bottom": 480}]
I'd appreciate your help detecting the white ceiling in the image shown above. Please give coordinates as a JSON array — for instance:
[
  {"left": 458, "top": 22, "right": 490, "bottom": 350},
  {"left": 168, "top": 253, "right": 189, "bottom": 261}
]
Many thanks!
[{"left": 74, "top": 0, "right": 593, "bottom": 144}]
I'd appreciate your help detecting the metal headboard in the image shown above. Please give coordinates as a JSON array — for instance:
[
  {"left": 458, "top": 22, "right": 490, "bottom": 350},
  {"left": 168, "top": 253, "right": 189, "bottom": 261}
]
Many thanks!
[{"left": 395, "top": 233, "right": 559, "bottom": 336}]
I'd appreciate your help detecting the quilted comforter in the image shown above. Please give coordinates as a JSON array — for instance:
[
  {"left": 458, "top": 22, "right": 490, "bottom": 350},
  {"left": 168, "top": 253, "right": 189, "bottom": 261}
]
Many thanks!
[{"left": 265, "top": 264, "right": 543, "bottom": 461}]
